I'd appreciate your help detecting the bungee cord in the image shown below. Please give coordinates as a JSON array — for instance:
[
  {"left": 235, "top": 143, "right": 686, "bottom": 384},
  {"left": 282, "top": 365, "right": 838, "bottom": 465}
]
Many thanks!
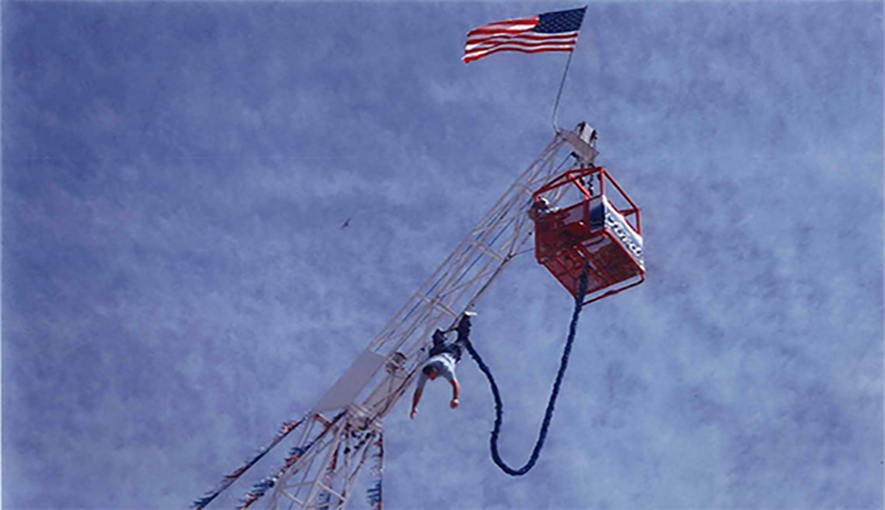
[{"left": 464, "top": 263, "right": 590, "bottom": 476}]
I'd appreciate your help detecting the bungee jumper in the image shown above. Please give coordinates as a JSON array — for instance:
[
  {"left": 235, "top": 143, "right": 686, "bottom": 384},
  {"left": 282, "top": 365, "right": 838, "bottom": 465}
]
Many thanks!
[{"left": 410, "top": 312, "right": 475, "bottom": 419}]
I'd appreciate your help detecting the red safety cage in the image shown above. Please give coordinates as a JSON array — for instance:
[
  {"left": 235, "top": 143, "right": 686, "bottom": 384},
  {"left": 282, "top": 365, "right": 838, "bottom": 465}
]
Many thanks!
[{"left": 532, "top": 166, "right": 644, "bottom": 305}]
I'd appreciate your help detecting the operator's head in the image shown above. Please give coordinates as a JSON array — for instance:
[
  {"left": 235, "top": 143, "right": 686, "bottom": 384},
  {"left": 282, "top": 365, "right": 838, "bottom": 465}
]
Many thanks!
[{"left": 423, "top": 365, "right": 439, "bottom": 380}]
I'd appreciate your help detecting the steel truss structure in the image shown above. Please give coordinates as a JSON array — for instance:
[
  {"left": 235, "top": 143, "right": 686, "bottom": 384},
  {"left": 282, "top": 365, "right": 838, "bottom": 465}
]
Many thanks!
[{"left": 260, "top": 127, "right": 597, "bottom": 510}]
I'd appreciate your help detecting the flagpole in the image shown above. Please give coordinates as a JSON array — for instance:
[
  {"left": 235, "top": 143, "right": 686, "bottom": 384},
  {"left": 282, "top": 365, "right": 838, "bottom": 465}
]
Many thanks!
[
  {"left": 550, "top": 5, "right": 587, "bottom": 133},
  {"left": 550, "top": 50, "right": 576, "bottom": 133}
]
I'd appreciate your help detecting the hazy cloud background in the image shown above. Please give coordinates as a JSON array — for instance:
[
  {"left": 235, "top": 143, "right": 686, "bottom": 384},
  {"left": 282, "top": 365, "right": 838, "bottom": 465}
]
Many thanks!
[{"left": 3, "top": 1, "right": 882, "bottom": 509}]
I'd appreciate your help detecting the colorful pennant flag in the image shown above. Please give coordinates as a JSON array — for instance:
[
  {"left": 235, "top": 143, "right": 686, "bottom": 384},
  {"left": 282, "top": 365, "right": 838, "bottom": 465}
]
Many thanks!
[
  {"left": 191, "top": 417, "right": 304, "bottom": 510},
  {"left": 366, "top": 434, "right": 384, "bottom": 510},
  {"left": 235, "top": 445, "right": 310, "bottom": 510}
]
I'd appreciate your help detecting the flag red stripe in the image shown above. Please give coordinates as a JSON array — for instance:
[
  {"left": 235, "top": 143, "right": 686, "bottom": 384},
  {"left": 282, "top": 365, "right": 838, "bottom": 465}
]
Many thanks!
[
  {"left": 468, "top": 42, "right": 578, "bottom": 55},
  {"left": 466, "top": 33, "right": 579, "bottom": 52},
  {"left": 466, "top": 30, "right": 579, "bottom": 46},
  {"left": 465, "top": 40, "right": 578, "bottom": 56},
  {"left": 464, "top": 36, "right": 579, "bottom": 60},
  {"left": 467, "top": 24, "right": 536, "bottom": 37},
  {"left": 463, "top": 44, "right": 577, "bottom": 64},
  {"left": 465, "top": 16, "right": 539, "bottom": 37}
]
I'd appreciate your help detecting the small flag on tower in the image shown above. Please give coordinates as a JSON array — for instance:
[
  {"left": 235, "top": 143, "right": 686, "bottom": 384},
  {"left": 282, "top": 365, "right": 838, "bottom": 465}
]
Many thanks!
[{"left": 463, "top": 7, "right": 587, "bottom": 64}]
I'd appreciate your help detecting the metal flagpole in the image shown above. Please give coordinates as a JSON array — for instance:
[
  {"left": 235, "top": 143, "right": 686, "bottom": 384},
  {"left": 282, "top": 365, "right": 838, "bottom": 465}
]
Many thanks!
[
  {"left": 550, "top": 46, "right": 576, "bottom": 132},
  {"left": 551, "top": 5, "right": 588, "bottom": 132}
]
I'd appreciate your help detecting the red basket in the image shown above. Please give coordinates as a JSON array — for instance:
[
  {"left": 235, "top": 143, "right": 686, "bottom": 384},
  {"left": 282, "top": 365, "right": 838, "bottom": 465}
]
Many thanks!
[{"left": 532, "top": 166, "right": 644, "bottom": 304}]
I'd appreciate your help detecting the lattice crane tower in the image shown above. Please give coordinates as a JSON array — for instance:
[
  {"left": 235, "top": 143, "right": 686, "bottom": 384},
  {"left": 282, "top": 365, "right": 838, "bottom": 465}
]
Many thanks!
[{"left": 244, "top": 125, "right": 608, "bottom": 510}]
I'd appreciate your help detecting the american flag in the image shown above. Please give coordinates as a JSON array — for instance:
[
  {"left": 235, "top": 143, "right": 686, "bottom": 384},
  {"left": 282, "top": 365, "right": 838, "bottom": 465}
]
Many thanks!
[{"left": 463, "top": 7, "right": 587, "bottom": 64}]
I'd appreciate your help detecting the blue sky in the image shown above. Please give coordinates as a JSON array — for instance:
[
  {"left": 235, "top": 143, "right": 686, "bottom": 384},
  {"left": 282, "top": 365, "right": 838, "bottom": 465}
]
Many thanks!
[{"left": 3, "top": 1, "right": 883, "bottom": 509}]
